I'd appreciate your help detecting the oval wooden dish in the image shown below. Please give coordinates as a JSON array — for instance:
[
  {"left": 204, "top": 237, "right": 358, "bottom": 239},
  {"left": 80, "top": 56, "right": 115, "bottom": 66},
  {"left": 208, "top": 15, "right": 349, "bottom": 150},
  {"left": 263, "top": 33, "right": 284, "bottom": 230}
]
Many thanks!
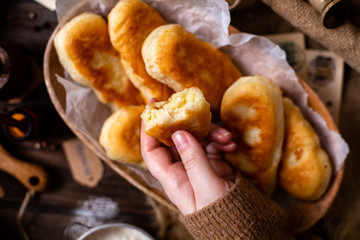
[{"left": 43, "top": 0, "right": 344, "bottom": 235}]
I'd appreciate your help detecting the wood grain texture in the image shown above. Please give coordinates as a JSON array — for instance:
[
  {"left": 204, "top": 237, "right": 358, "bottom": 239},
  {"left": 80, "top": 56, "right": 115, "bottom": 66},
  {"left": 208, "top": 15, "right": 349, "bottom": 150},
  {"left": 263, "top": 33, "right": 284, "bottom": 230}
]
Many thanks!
[
  {"left": 0, "top": 1, "right": 167, "bottom": 239},
  {"left": 0, "top": 144, "right": 48, "bottom": 192}
]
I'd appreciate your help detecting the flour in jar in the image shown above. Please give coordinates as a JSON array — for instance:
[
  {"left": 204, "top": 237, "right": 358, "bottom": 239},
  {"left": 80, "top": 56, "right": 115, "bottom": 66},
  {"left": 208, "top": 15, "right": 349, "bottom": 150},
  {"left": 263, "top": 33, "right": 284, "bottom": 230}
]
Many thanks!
[{"left": 82, "top": 225, "right": 153, "bottom": 240}]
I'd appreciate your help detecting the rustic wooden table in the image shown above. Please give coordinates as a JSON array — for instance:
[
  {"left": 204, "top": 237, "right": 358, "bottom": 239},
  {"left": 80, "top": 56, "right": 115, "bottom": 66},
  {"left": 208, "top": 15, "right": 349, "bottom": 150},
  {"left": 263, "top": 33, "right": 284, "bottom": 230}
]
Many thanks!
[
  {"left": 0, "top": 1, "right": 163, "bottom": 239},
  {"left": 1, "top": 0, "right": 359, "bottom": 240}
]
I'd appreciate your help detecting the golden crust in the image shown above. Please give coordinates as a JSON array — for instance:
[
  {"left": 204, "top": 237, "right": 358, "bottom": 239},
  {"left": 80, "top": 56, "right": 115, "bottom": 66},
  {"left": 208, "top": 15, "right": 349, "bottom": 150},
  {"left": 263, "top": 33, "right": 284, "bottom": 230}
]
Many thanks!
[
  {"left": 220, "top": 75, "right": 284, "bottom": 196},
  {"left": 108, "top": 0, "right": 174, "bottom": 102},
  {"left": 54, "top": 12, "right": 143, "bottom": 110},
  {"left": 278, "top": 97, "right": 332, "bottom": 201},
  {"left": 142, "top": 24, "right": 242, "bottom": 114},
  {"left": 141, "top": 87, "right": 212, "bottom": 146},
  {"left": 99, "top": 105, "right": 146, "bottom": 168}
]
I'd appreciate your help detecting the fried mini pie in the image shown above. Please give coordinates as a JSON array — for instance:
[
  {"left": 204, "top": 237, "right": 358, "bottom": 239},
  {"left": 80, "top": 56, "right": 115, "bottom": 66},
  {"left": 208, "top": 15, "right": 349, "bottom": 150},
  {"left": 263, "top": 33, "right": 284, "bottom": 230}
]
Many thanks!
[
  {"left": 278, "top": 97, "right": 332, "bottom": 201},
  {"left": 100, "top": 105, "right": 146, "bottom": 168},
  {"left": 54, "top": 12, "right": 143, "bottom": 111},
  {"left": 142, "top": 24, "right": 241, "bottom": 114},
  {"left": 220, "top": 75, "right": 284, "bottom": 196},
  {"left": 108, "top": 0, "right": 174, "bottom": 102},
  {"left": 141, "top": 87, "right": 212, "bottom": 146}
]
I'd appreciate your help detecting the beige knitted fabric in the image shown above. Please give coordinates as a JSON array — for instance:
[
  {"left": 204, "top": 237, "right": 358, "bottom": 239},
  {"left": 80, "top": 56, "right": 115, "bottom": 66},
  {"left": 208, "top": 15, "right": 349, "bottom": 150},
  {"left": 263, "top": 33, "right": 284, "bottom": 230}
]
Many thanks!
[
  {"left": 261, "top": 0, "right": 360, "bottom": 73},
  {"left": 181, "top": 176, "right": 294, "bottom": 240}
]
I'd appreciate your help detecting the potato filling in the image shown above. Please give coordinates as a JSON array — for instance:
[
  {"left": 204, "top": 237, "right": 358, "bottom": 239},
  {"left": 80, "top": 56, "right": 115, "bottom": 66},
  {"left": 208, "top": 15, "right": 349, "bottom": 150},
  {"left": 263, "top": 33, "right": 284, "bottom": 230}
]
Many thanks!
[{"left": 143, "top": 87, "right": 201, "bottom": 128}]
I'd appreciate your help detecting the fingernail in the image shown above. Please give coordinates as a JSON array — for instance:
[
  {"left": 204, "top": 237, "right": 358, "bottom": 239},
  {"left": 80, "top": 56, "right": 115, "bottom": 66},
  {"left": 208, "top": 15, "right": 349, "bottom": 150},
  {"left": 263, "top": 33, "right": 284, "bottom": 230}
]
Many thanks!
[
  {"left": 172, "top": 131, "right": 189, "bottom": 151},
  {"left": 219, "top": 127, "right": 231, "bottom": 136},
  {"left": 147, "top": 98, "right": 158, "bottom": 105},
  {"left": 228, "top": 143, "right": 237, "bottom": 150}
]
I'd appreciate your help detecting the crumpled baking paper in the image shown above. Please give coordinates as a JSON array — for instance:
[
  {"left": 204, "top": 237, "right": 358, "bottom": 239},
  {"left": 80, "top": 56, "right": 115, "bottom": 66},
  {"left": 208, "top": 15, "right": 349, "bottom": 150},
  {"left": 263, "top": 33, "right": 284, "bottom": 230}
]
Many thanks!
[{"left": 55, "top": 0, "right": 349, "bottom": 179}]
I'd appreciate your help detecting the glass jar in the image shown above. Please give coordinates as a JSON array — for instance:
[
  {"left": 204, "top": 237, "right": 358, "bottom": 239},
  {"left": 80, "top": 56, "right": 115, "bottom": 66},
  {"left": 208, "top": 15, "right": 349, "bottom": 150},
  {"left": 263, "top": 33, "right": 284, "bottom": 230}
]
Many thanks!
[{"left": 0, "top": 42, "right": 30, "bottom": 101}]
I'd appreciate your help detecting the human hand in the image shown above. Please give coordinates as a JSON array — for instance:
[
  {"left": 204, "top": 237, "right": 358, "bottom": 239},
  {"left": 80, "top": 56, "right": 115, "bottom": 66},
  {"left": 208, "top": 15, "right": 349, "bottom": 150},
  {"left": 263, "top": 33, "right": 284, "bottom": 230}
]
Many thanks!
[{"left": 141, "top": 105, "right": 236, "bottom": 214}]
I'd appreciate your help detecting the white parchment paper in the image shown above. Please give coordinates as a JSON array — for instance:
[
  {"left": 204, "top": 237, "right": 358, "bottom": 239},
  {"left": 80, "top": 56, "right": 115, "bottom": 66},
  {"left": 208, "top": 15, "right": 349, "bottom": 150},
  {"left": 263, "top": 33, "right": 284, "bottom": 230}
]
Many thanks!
[{"left": 55, "top": 0, "right": 349, "bottom": 177}]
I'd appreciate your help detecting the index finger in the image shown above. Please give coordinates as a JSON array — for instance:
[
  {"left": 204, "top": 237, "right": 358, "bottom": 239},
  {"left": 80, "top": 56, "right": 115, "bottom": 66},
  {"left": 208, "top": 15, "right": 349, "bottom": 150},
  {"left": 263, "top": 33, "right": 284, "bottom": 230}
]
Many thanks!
[
  {"left": 141, "top": 98, "right": 162, "bottom": 154},
  {"left": 140, "top": 120, "right": 173, "bottom": 180},
  {"left": 141, "top": 119, "right": 195, "bottom": 214},
  {"left": 140, "top": 97, "right": 177, "bottom": 182},
  {"left": 141, "top": 120, "right": 162, "bottom": 154},
  {"left": 208, "top": 124, "right": 233, "bottom": 144}
]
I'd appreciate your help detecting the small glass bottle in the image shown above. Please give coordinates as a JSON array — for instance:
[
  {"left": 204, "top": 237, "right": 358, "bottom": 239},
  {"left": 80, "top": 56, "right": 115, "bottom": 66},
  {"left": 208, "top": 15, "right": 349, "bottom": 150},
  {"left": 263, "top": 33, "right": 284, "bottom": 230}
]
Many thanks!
[{"left": 1, "top": 107, "right": 41, "bottom": 141}]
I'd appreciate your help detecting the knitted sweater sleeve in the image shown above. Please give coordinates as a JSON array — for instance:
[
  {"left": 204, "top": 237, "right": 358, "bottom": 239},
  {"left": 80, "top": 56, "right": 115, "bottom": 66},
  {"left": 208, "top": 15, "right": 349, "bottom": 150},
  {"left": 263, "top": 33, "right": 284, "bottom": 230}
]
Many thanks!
[{"left": 180, "top": 176, "right": 294, "bottom": 240}]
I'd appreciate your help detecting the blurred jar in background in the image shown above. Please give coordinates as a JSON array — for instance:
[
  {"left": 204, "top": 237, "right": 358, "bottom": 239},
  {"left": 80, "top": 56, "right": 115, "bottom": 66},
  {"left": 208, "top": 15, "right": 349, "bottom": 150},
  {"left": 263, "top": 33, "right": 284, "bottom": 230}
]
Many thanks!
[
  {"left": 0, "top": 42, "right": 30, "bottom": 101},
  {"left": 349, "top": 0, "right": 360, "bottom": 27}
]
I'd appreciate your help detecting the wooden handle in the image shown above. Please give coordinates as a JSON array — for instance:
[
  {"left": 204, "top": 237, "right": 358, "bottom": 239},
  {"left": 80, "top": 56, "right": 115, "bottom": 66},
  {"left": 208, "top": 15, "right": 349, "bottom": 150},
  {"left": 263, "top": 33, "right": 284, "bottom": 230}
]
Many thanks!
[{"left": 0, "top": 144, "right": 48, "bottom": 192}]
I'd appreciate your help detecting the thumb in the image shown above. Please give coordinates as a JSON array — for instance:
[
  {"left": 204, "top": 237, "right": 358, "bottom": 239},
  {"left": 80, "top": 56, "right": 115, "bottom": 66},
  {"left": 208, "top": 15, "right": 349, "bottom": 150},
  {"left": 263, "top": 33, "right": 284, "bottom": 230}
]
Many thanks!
[{"left": 172, "top": 130, "right": 231, "bottom": 208}]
